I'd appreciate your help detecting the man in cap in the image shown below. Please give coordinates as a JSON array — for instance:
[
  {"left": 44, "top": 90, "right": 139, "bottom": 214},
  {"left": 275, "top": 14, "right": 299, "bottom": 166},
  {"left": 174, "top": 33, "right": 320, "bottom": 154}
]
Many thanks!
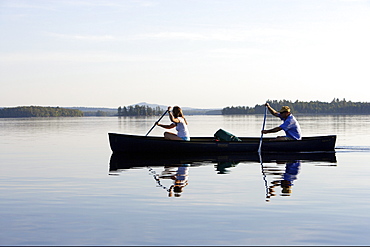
[{"left": 262, "top": 103, "right": 302, "bottom": 140}]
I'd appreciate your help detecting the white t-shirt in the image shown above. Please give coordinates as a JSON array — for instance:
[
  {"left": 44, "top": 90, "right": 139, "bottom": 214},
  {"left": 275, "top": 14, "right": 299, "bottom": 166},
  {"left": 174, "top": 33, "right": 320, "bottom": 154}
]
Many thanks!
[{"left": 174, "top": 117, "right": 190, "bottom": 139}]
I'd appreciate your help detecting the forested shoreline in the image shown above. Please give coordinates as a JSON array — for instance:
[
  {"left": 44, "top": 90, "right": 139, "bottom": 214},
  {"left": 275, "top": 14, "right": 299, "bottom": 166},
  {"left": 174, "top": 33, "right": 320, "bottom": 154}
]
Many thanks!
[
  {"left": 222, "top": 99, "right": 370, "bottom": 115},
  {"left": 0, "top": 106, "right": 83, "bottom": 118},
  {"left": 118, "top": 99, "right": 370, "bottom": 116},
  {"left": 1, "top": 99, "right": 370, "bottom": 118}
]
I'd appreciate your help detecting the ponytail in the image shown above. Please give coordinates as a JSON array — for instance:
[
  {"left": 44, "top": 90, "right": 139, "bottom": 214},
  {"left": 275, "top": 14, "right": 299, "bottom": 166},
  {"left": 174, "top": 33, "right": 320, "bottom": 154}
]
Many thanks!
[{"left": 173, "top": 106, "right": 188, "bottom": 125}]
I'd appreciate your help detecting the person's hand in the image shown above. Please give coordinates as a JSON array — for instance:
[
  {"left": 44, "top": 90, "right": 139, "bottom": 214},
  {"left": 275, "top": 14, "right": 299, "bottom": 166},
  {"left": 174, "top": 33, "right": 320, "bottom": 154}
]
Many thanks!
[
  {"left": 265, "top": 103, "right": 270, "bottom": 107},
  {"left": 167, "top": 106, "right": 172, "bottom": 111},
  {"left": 262, "top": 130, "right": 268, "bottom": 134}
]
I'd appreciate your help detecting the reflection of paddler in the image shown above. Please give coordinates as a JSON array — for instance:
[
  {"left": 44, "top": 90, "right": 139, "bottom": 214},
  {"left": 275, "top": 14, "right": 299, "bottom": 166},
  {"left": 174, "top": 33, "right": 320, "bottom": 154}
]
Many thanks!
[
  {"left": 281, "top": 180, "right": 292, "bottom": 195},
  {"left": 160, "top": 166, "right": 178, "bottom": 178},
  {"left": 280, "top": 161, "right": 301, "bottom": 196},
  {"left": 168, "top": 164, "right": 189, "bottom": 197}
]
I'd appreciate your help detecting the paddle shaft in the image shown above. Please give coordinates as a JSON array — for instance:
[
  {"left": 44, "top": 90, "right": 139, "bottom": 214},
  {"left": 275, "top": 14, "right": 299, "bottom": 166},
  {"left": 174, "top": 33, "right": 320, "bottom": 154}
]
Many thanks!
[
  {"left": 145, "top": 110, "right": 169, "bottom": 136},
  {"left": 258, "top": 105, "right": 268, "bottom": 153}
]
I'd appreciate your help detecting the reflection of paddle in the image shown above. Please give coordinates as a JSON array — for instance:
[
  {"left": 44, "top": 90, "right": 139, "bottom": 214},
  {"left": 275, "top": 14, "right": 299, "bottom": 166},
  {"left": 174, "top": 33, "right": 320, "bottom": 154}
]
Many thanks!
[
  {"left": 258, "top": 105, "right": 268, "bottom": 153},
  {"left": 145, "top": 110, "right": 168, "bottom": 136}
]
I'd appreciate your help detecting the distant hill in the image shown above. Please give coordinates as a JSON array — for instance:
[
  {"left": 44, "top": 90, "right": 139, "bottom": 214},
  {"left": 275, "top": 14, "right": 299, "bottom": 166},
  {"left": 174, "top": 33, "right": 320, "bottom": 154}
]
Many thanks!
[
  {"left": 130, "top": 102, "right": 167, "bottom": 110},
  {"left": 130, "top": 102, "right": 197, "bottom": 111},
  {"left": 128, "top": 102, "right": 222, "bottom": 115},
  {"left": 65, "top": 104, "right": 222, "bottom": 116}
]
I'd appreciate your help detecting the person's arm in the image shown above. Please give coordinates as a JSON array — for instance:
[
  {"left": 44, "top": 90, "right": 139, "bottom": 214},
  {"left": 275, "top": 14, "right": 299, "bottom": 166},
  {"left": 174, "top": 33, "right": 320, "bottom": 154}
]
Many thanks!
[
  {"left": 167, "top": 106, "right": 180, "bottom": 124},
  {"left": 157, "top": 122, "right": 176, "bottom": 129},
  {"left": 262, "top": 126, "right": 282, "bottom": 134},
  {"left": 157, "top": 106, "right": 177, "bottom": 129},
  {"left": 265, "top": 103, "right": 279, "bottom": 117}
]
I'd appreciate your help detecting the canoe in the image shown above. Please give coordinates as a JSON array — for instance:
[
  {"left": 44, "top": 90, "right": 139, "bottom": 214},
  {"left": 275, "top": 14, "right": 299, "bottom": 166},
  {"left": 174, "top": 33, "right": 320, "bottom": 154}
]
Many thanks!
[
  {"left": 108, "top": 133, "right": 336, "bottom": 153},
  {"left": 109, "top": 151, "right": 337, "bottom": 171}
]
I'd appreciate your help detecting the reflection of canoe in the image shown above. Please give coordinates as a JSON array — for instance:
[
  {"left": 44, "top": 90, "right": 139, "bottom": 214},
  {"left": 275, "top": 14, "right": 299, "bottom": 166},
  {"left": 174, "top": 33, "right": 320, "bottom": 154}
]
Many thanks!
[
  {"left": 109, "top": 152, "right": 337, "bottom": 171},
  {"left": 108, "top": 133, "right": 337, "bottom": 153}
]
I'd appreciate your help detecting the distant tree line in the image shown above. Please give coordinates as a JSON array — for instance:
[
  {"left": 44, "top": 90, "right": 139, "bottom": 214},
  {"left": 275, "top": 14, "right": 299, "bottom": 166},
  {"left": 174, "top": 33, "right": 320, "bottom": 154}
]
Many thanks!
[
  {"left": 117, "top": 105, "right": 164, "bottom": 116},
  {"left": 83, "top": 110, "right": 115, "bottom": 116},
  {"left": 0, "top": 106, "right": 83, "bottom": 118},
  {"left": 222, "top": 99, "right": 370, "bottom": 115}
]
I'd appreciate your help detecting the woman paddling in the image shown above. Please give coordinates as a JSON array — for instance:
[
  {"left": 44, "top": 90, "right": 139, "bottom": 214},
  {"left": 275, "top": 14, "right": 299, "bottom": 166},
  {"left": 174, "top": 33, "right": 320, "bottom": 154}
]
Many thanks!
[{"left": 157, "top": 106, "right": 190, "bottom": 141}]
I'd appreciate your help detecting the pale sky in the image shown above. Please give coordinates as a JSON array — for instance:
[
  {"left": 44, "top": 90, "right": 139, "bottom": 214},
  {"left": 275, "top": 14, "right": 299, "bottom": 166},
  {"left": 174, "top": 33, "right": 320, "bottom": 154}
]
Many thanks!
[{"left": 1, "top": 0, "right": 369, "bottom": 109}]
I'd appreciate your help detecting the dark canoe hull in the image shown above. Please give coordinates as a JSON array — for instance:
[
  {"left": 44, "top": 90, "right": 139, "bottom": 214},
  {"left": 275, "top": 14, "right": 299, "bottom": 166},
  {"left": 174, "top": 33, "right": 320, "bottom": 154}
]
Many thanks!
[{"left": 108, "top": 133, "right": 337, "bottom": 153}]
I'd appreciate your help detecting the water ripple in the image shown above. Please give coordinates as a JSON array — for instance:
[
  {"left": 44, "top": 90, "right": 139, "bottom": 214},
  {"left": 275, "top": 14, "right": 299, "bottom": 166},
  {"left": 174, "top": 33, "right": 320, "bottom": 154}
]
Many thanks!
[{"left": 335, "top": 146, "right": 370, "bottom": 152}]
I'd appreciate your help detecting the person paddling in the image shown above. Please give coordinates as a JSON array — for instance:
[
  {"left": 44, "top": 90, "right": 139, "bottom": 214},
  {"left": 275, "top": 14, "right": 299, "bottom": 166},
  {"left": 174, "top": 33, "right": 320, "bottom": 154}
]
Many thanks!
[
  {"left": 262, "top": 103, "right": 302, "bottom": 141},
  {"left": 157, "top": 106, "right": 190, "bottom": 141}
]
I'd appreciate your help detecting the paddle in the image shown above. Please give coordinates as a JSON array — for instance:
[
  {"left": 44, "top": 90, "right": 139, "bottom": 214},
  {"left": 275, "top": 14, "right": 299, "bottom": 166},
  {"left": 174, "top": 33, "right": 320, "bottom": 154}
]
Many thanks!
[
  {"left": 258, "top": 104, "right": 268, "bottom": 201},
  {"left": 258, "top": 104, "right": 268, "bottom": 153},
  {"left": 145, "top": 110, "right": 169, "bottom": 136}
]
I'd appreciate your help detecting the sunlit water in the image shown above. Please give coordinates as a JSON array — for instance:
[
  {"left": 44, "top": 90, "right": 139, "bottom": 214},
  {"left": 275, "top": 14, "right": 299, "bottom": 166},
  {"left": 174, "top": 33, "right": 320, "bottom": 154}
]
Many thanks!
[{"left": 1, "top": 115, "right": 370, "bottom": 246}]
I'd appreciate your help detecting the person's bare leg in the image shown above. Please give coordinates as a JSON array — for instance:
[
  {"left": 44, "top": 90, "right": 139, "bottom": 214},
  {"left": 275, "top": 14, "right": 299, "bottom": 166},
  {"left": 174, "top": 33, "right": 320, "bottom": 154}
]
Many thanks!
[{"left": 164, "top": 132, "right": 183, "bottom": 140}]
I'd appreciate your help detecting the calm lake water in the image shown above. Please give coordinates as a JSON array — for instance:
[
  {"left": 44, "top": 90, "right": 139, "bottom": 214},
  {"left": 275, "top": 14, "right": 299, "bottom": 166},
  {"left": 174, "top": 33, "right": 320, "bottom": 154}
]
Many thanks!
[{"left": 1, "top": 115, "right": 370, "bottom": 246}]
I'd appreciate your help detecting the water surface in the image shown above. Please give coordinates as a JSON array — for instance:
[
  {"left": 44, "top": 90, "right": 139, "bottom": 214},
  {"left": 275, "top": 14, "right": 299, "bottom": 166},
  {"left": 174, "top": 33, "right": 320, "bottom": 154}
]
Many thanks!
[{"left": 1, "top": 115, "right": 370, "bottom": 245}]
